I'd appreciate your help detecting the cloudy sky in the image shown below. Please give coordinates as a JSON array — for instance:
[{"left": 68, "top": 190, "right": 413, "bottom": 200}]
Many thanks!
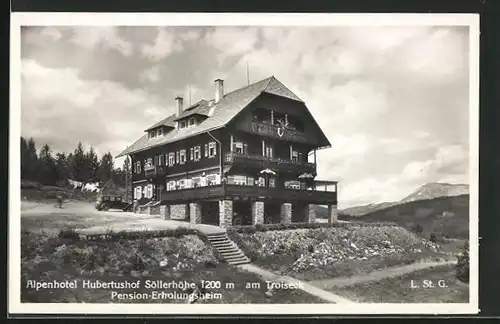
[{"left": 20, "top": 25, "right": 470, "bottom": 208}]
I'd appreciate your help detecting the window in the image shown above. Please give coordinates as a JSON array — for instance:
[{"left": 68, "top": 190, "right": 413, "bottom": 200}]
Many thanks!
[
  {"left": 208, "top": 142, "right": 216, "bottom": 157},
  {"left": 194, "top": 146, "right": 201, "bottom": 160},
  {"left": 188, "top": 118, "right": 195, "bottom": 126},
  {"left": 179, "top": 149, "right": 186, "bottom": 164},
  {"left": 285, "top": 181, "right": 301, "bottom": 189},
  {"left": 158, "top": 154, "right": 164, "bottom": 166},
  {"left": 168, "top": 153, "right": 175, "bottom": 166},
  {"left": 233, "top": 175, "right": 247, "bottom": 185},
  {"left": 167, "top": 180, "right": 176, "bottom": 191},
  {"left": 145, "top": 158, "right": 153, "bottom": 169},
  {"left": 192, "top": 177, "right": 201, "bottom": 188},
  {"left": 135, "top": 161, "right": 141, "bottom": 173},
  {"left": 207, "top": 174, "right": 220, "bottom": 186},
  {"left": 134, "top": 186, "right": 142, "bottom": 199},
  {"left": 150, "top": 131, "right": 156, "bottom": 139},
  {"left": 145, "top": 184, "right": 153, "bottom": 198},
  {"left": 157, "top": 128, "right": 163, "bottom": 136},
  {"left": 269, "top": 178, "right": 275, "bottom": 188},
  {"left": 247, "top": 177, "right": 255, "bottom": 186},
  {"left": 292, "top": 150, "right": 299, "bottom": 162},
  {"left": 264, "top": 145, "right": 273, "bottom": 158},
  {"left": 179, "top": 120, "right": 187, "bottom": 129},
  {"left": 233, "top": 142, "right": 246, "bottom": 154},
  {"left": 257, "top": 177, "right": 265, "bottom": 187}
]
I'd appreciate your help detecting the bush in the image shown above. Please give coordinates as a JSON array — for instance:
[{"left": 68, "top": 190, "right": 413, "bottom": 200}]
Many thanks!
[
  {"left": 411, "top": 224, "right": 424, "bottom": 235},
  {"left": 456, "top": 241, "right": 469, "bottom": 283},
  {"left": 58, "top": 229, "right": 80, "bottom": 240},
  {"left": 227, "top": 228, "right": 259, "bottom": 262}
]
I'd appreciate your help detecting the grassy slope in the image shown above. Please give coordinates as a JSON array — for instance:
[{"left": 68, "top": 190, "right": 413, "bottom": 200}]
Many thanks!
[
  {"left": 332, "top": 264, "right": 469, "bottom": 303},
  {"left": 235, "top": 225, "right": 450, "bottom": 282},
  {"left": 21, "top": 232, "right": 325, "bottom": 304},
  {"left": 335, "top": 195, "right": 470, "bottom": 239}
]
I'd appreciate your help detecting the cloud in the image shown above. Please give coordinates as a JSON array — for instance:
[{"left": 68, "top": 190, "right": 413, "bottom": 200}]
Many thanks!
[
  {"left": 39, "top": 27, "right": 63, "bottom": 41},
  {"left": 141, "top": 28, "right": 183, "bottom": 61},
  {"left": 139, "top": 65, "right": 161, "bottom": 83},
  {"left": 338, "top": 144, "right": 468, "bottom": 208},
  {"left": 69, "top": 27, "right": 134, "bottom": 57},
  {"left": 21, "top": 59, "right": 168, "bottom": 155}
]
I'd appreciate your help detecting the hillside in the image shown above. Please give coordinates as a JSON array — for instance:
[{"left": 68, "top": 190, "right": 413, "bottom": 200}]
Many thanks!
[
  {"left": 340, "top": 182, "right": 469, "bottom": 216},
  {"left": 339, "top": 194, "right": 469, "bottom": 239}
]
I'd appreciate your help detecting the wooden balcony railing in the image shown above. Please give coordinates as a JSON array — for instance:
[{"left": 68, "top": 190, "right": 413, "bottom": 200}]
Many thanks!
[
  {"left": 224, "top": 152, "right": 316, "bottom": 174},
  {"left": 238, "top": 121, "right": 309, "bottom": 143},
  {"left": 160, "top": 182, "right": 337, "bottom": 204}
]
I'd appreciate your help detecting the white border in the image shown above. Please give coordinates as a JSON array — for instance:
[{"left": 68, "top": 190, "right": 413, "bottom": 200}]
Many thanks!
[{"left": 9, "top": 12, "right": 480, "bottom": 315}]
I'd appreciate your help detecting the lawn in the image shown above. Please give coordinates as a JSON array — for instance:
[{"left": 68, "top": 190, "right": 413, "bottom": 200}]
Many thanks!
[
  {"left": 21, "top": 231, "right": 326, "bottom": 304},
  {"left": 331, "top": 264, "right": 469, "bottom": 303}
]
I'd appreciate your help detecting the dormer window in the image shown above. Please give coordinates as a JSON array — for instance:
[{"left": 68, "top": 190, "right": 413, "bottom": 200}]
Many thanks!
[
  {"left": 157, "top": 128, "right": 163, "bottom": 136},
  {"left": 179, "top": 120, "right": 187, "bottom": 129},
  {"left": 188, "top": 117, "right": 196, "bottom": 126}
]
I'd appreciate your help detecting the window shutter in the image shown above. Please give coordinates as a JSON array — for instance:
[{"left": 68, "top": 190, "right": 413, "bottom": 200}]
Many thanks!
[{"left": 204, "top": 144, "right": 208, "bottom": 157}]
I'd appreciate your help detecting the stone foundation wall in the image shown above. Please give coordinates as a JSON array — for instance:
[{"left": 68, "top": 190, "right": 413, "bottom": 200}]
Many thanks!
[
  {"left": 170, "top": 204, "right": 188, "bottom": 220},
  {"left": 280, "top": 203, "right": 292, "bottom": 224},
  {"left": 251, "top": 201, "right": 264, "bottom": 225},
  {"left": 189, "top": 202, "right": 202, "bottom": 224},
  {"left": 307, "top": 204, "right": 316, "bottom": 223},
  {"left": 328, "top": 204, "right": 338, "bottom": 224},
  {"left": 160, "top": 205, "right": 171, "bottom": 220},
  {"left": 219, "top": 200, "right": 233, "bottom": 228}
]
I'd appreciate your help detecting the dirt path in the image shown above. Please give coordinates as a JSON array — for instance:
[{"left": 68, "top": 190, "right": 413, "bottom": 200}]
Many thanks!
[
  {"left": 307, "top": 260, "right": 456, "bottom": 290},
  {"left": 238, "top": 264, "right": 354, "bottom": 304}
]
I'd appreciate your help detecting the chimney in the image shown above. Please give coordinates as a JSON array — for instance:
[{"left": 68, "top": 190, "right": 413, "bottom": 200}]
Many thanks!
[
  {"left": 214, "top": 79, "right": 224, "bottom": 103},
  {"left": 175, "top": 96, "right": 184, "bottom": 116}
]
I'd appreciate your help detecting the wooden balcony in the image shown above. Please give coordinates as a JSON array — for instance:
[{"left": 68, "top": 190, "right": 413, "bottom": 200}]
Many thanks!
[
  {"left": 239, "top": 121, "right": 309, "bottom": 143},
  {"left": 144, "top": 165, "right": 167, "bottom": 179},
  {"left": 160, "top": 182, "right": 337, "bottom": 205},
  {"left": 224, "top": 152, "right": 316, "bottom": 174}
]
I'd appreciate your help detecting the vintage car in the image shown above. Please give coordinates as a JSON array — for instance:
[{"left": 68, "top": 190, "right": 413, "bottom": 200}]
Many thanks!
[{"left": 95, "top": 195, "right": 132, "bottom": 211}]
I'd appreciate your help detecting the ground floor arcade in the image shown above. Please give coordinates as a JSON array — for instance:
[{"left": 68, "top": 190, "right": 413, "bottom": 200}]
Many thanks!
[{"left": 157, "top": 199, "right": 338, "bottom": 228}]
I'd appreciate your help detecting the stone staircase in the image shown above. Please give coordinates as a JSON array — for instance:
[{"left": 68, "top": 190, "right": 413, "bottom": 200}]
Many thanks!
[{"left": 206, "top": 232, "right": 251, "bottom": 265}]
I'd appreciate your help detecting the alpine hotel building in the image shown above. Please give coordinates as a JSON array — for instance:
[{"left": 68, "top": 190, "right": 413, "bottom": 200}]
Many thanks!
[{"left": 117, "top": 76, "right": 338, "bottom": 227}]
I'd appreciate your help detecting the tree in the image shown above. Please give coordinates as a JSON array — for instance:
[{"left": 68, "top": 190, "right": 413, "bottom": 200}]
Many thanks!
[
  {"left": 85, "top": 146, "right": 100, "bottom": 182},
  {"left": 70, "top": 142, "right": 86, "bottom": 182},
  {"left": 21, "top": 137, "right": 39, "bottom": 181},
  {"left": 97, "top": 152, "right": 114, "bottom": 184},
  {"left": 37, "top": 144, "right": 57, "bottom": 185},
  {"left": 55, "top": 152, "right": 69, "bottom": 184}
]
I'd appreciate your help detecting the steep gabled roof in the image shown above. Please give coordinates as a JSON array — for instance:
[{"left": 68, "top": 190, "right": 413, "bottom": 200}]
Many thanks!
[{"left": 116, "top": 76, "right": 308, "bottom": 158}]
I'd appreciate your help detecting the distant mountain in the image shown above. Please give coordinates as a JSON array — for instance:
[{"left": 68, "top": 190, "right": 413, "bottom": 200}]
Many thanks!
[
  {"left": 340, "top": 182, "right": 469, "bottom": 217},
  {"left": 400, "top": 182, "right": 469, "bottom": 204},
  {"left": 343, "top": 194, "right": 470, "bottom": 239}
]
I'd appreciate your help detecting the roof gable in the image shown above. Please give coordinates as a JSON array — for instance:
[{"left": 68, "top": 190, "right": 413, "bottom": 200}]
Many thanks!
[{"left": 116, "top": 76, "right": 307, "bottom": 157}]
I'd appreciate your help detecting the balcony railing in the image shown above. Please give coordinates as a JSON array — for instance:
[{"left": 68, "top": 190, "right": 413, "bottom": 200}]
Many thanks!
[
  {"left": 238, "top": 121, "right": 309, "bottom": 143},
  {"left": 144, "top": 165, "right": 167, "bottom": 178},
  {"left": 160, "top": 182, "right": 337, "bottom": 205},
  {"left": 225, "top": 152, "right": 316, "bottom": 174}
]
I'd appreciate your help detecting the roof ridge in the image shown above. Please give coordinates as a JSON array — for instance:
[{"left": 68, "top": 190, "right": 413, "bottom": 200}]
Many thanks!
[{"left": 219, "top": 75, "right": 274, "bottom": 99}]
